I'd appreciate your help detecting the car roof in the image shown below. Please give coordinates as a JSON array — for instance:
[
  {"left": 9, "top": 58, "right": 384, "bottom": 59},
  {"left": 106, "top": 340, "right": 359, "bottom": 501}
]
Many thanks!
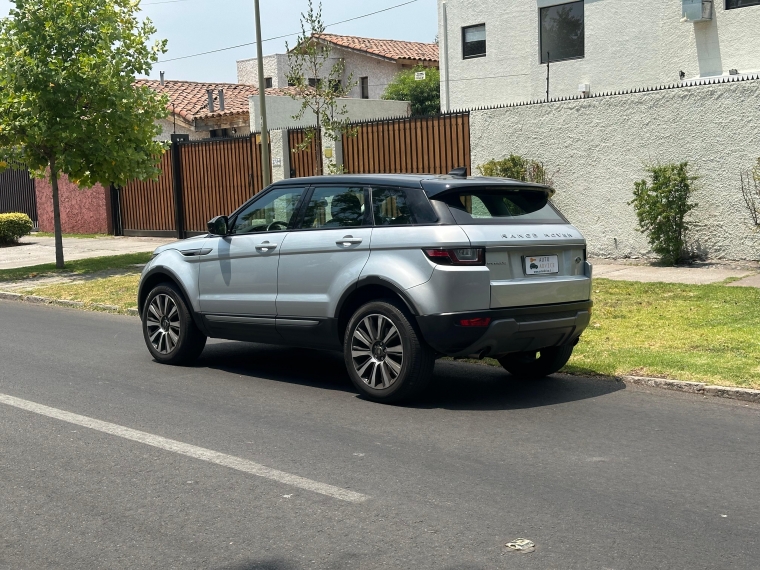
[{"left": 271, "top": 174, "right": 553, "bottom": 197}]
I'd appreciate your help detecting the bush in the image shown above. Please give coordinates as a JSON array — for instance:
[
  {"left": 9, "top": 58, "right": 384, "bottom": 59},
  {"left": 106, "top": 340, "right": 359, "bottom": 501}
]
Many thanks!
[
  {"left": 630, "top": 163, "right": 698, "bottom": 266},
  {"left": 0, "top": 212, "right": 34, "bottom": 244},
  {"left": 477, "top": 155, "right": 554, "bottom": 186}
]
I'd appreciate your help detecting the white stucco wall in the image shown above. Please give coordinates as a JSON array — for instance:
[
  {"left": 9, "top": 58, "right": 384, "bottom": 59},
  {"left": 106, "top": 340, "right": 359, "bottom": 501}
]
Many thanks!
[
  {"left": 237, "top": 48, "right": 417, "bottom": 98},
  {"left": 155, "top": 118, "right": 194, "bottom": 142},
  {"left": 251, "top": 96, "right": 411, "bottom": 131},
  {"left": 469, "top": 77, "right": 760, "bottom": 261},
  {"left": 440, "top": 0, "right": 760, "bottom": 109},
  {"left": 237, "top": 54, "right": 290, "bottom": 87}
]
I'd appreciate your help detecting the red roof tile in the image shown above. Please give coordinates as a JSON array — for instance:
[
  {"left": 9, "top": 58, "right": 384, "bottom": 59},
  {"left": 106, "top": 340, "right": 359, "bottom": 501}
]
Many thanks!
[
  {"left": 135, "top": 79, "right": 298, "bottom": 122},
  {"left": 313, "top": 34, "right": 438, "bottom": 63}
]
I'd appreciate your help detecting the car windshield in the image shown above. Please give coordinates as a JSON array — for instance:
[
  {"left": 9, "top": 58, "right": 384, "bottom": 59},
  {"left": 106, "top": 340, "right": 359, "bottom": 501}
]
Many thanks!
[{"left": 436, "top": 188, "right": 565, "bottom": 224}]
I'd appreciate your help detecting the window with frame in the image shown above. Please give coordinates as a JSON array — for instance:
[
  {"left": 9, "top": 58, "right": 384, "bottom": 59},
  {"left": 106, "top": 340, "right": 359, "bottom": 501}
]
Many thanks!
[
  {"left": 726, "top": 0, "right": 760, "bottom": 7},
  {"left": 462, "top": 24, "right": 486, "bottom": 59},
  {"left": 360, "top": 77, "right": 369, "bottom": 99},
  {"left": 299, "top": 187, "right": 368, "bottom": 229},
  {"left": 230, "top": 187, "right": 305, "bottom": 234},
  {"left": 540, "top": 1, "right": 584, "bottom": 64},
  {"left": 371, "top": 187, "right": 438, "bottom": 226},
  {"left": 264, "top": 77, "right": 273, "bottom": 89}
]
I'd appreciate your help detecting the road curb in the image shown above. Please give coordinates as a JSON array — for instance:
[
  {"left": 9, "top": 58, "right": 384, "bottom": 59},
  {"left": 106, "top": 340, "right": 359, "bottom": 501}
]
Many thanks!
[
  {"left": 621, "top": 375, "right": 760, "bottom": 404},
  {"left": 0, "top": 290, "right": 137, "bottom": 316}
]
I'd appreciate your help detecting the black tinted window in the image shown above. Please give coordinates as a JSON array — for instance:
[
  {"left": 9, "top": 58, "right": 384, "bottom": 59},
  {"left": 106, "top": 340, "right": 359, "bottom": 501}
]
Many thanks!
[
  {"left": 371, "top": 187, "right": 438, "bottom": 226},
  {"left": 726, "top": 0, "right": 760, "bottom": 7},
  {"left": 463, "top": 24, "right": 486, "bottom": 59},
  {"left": 437, "top": 189, "right": 564, "bottom": 224},
  {"left": 299, "top": 186, "right": 369, "bottom": 229},
  {"left": 540, "top": 1, "right": 584, "bottom": 63},
  {"left": 230, "top": 187, "right": 304, "bottom": 234}
]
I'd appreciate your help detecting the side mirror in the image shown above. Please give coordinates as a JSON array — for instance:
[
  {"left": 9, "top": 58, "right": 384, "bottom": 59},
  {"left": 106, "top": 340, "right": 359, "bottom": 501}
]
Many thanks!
[{"left": 208, "top": 215, "right": 229, "bottom": 236}]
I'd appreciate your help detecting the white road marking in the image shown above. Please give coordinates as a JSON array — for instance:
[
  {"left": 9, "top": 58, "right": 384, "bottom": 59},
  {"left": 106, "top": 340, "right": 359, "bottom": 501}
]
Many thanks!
[{"left": 0, "top": 393, "right": 368, "bottom": 504}]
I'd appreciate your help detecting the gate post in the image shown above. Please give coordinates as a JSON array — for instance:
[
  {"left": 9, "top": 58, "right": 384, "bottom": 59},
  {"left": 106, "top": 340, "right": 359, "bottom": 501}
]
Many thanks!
[
  {"left": 107, "top": 184, "right": 122, "bottom": 236},
  {"left": 170, "top": 134, "right": 189, "bottom": 239}
]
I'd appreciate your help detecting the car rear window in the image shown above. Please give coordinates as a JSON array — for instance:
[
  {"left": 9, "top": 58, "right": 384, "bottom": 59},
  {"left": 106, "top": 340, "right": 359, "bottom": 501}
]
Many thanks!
[{"left": 436, "top": 188, "right": 566, "bottom": 225}]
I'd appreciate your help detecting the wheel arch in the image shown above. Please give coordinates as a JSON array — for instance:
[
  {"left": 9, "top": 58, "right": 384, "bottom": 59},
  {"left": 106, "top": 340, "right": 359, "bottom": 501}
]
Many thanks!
[
  {"left": 335, "top": 277, "right": 421, "bottom": 343},
  {"left": 138, "top": 268, "right": 205, "bottom": 331}
]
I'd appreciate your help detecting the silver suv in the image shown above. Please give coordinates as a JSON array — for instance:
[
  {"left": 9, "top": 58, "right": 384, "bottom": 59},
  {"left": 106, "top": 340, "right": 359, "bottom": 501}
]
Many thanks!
[{"left": 138, "top": 173, "right": 592, "bottom": 403}]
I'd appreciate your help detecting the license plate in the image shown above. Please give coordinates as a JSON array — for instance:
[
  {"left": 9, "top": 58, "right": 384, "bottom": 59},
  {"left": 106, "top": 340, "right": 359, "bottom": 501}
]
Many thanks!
[{"left": 525, "top": 255, "right": 559, "bottom": 275}]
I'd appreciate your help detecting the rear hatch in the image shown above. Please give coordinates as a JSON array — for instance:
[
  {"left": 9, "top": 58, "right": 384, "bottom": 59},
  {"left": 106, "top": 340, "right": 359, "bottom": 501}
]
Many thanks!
[{"left": 430, "top": 183, "right": 591, "bottom": 309}]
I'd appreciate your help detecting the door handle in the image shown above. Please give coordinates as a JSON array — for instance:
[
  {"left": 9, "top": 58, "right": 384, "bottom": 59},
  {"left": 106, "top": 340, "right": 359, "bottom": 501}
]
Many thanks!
[
  {"left": 336, "top": 236, "right": 363, "bottom": 246},
  {"left": 255, "top": 241, "right": 278, "bottom": 251}
]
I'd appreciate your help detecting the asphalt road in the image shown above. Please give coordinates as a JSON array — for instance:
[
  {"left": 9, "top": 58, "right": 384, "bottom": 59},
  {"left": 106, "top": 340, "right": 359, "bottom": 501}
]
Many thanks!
[{"left": 1, "top": 300, "right": 758, "bottom": 570}]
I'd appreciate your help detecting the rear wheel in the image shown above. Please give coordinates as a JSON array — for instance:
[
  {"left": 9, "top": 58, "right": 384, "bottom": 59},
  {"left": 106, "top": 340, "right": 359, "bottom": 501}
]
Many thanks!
[
  {"left": 498, "top": 345, "right": 574, "bottom": 379},
  {"left": 142, "top": 283, "right": 207, "bottom": 365},
  {"left": 344, "top": 300, "right": 435, "bottom": 403}
]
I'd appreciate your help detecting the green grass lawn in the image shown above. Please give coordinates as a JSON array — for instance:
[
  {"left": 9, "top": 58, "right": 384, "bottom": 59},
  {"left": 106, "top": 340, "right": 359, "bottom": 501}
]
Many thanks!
[
  {"left": 563, "top": 279, "right": 760, "bottom": 389},
  {"left": 19, "top": 273, "right": 141, "bottom": 311},
  {"left": 0, "top": 252, "right": 152, "bottom": 282}
]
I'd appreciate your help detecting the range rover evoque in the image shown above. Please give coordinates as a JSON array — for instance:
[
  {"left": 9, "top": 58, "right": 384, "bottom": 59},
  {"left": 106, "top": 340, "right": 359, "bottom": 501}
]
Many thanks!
[{"left": 138, "top": 172, "right": 593, "bottom": 403}]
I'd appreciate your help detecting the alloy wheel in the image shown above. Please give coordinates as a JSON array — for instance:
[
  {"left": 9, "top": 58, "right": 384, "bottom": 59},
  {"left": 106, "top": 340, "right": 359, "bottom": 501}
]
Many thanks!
[
  {"left": 350, "top": 314, "right": 404, "bottom": 389},
  {"left": 146, "top": 294, "right": 181, "bottom": 354}
]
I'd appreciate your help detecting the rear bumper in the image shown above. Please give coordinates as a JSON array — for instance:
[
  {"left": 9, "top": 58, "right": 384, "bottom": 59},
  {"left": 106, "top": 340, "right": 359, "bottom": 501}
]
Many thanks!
[{"left": 416, "top": 301, "right": 592, "bottom": 358}]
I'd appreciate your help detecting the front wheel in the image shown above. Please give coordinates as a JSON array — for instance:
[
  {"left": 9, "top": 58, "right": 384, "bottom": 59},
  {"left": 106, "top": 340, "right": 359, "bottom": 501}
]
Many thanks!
[
  {"left": 498, "top": 344, "right": 575, "bottom": 379},
  {"left": 344, "top": 300, "right": 435, "bottom": 403},
  {"left": 142, "top": 283, "right": 207, "bottom": 365}
]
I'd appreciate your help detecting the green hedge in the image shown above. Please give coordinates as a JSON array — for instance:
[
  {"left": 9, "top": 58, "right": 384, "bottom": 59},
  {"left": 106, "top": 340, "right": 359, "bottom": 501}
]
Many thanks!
[{"left": 0, "top": 213, "right": 34, "bottom": 244}]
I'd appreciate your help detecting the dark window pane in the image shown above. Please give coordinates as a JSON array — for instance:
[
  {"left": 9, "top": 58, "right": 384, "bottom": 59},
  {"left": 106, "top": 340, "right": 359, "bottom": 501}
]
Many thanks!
[
  {"left": 462, "top": 24, "right": 486, "bottom": 59},
  {"left": 540, "top": 2, "right": 584, "bottom": 63},
  {"left": 231, "top": 188, "right": 305, "bottom": 234},
  {"left": 264, "top": 77, "right": 273, "bottom": 89},
  {"left": 371, "top": 188, "right": 438, "bottom": 226},
  {"left": 361, "top": 77, "right": 369, "bottom": 99},
  {"left": 726, "top": 0, "right": 760, "bottom": 7},
  {"left": 436, "top": 189, "right": 564, "bottom": 225},
  {"left": 300, "top": 187, "right": 368, "bottom": 229}
]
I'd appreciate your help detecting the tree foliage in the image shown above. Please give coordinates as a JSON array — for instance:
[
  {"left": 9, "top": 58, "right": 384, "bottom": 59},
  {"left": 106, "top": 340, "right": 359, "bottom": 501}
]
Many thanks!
[
  {"left": 630, "top": 163, "right": 698, "bottom": 266},
  {"left": 477, "top": 154, "right": 554, "bottom": 187},
  {"left": 0, "top": 0, "right": 168, "bottom": 267},
  {"left": 286, "top": 0, "right": 357, "bottom": 175},
  {"left": 382, "top": 65, "right": 441, "bottom": 116}
]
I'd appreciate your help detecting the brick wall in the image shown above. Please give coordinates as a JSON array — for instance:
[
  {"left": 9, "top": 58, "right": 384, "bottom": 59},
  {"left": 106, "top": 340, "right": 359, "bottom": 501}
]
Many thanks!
[{"left": 35, "top": 174, "right": 110, "bottom": 234}]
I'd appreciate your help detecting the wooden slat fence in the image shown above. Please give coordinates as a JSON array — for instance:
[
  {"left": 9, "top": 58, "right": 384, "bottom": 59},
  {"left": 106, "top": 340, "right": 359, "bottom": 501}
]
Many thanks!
[
  {"left": 0, "top": 166, "right": 38, "bottom": 227},
  {"left": 118, "top": 151, "right": 175, "bottom": 236},
  {"left": 118, "top": 133, "right": 271, "bottom": 237},
  {"left": 288, "top": 128, "right": 321, "bottom": 178},
  {"left": 342, "top": 112, "right": 471, "bottom": 176}
]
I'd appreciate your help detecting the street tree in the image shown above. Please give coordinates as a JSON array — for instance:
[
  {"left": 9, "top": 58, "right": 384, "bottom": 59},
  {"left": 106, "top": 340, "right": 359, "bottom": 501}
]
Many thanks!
[
  {"left": 286, "top": 0, "right": 357, "bottom": 175},
  {"left": 382, "top": 65, "right": 441, "bottom": 117},
  {"left": 0, "top": 0, "right": 169, "bottom": 268}
]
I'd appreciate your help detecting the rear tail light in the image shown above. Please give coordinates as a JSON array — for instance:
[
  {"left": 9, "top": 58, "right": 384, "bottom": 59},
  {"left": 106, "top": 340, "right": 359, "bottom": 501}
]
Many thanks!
[
  {"left": 459, "top": 317, "right": 491, "bottom": 328},
  {"left": 423, "top": 248, "right": 485, "bottom": 266}
]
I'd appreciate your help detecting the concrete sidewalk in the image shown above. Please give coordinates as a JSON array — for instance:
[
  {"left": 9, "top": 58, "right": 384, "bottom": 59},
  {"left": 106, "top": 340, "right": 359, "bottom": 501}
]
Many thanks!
[
  {"left": 591, "top": 258, "right": 759, "bottom": 286},
  {"left": 0, "top": 235, "right": 175, "bottom": 270}
]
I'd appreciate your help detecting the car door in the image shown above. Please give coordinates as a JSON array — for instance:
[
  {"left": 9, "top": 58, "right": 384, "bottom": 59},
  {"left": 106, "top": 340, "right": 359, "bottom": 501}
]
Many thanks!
[
  {"left": 198, "top": 186, "right": 306, "bottom": 339},
  {"left": 276, "top": 185, "right": 372, "bottom": 346}
]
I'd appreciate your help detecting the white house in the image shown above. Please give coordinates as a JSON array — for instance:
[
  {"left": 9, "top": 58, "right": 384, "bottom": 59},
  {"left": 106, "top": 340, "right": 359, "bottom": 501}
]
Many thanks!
[
  {"left": 438, "top": 0, "right": 760, "bottom": 109},
  {"left": 238, "top": 34, "right": 438, "bottom": 101}
]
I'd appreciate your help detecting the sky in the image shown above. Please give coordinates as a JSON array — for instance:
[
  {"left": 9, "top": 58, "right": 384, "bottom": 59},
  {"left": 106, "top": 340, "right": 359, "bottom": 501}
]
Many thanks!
[{"left": 0, "top": 0, "right": 438, "bottom": 84}]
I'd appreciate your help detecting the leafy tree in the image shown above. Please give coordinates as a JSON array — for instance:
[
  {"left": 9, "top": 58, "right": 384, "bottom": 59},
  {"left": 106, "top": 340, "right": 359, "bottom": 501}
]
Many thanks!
[
  {"left": 286, "top": 0, "right": 357, "bottom": 176},
  {"left": 0, "top": 0, "right": 168, "bottom": 268},
  {"left": 478, "top": 154, "right": 554, "bottom": 187},
  {"left": 630, "top": 163, "right": 698, "bottom": 266},
  {"left": 382, "top": 65, "right": 441, "bottom": 116}
]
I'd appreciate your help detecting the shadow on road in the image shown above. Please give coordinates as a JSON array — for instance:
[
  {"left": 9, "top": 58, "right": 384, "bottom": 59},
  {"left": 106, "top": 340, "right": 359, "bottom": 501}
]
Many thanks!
[{"left": 198, "top": 341, "right": 625, "bottom": 411}]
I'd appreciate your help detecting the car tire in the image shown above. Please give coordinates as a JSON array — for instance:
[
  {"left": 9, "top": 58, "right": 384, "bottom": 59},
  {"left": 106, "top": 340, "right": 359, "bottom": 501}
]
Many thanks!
[
  {"left": 498, "top": 344, "right": 575, "bottom": 379},
  {"left": 142, "top": 283, "right": 207, "bottom": 366},
  {"left": 344, "top": 300, "right": 435, "bottom": 403}
]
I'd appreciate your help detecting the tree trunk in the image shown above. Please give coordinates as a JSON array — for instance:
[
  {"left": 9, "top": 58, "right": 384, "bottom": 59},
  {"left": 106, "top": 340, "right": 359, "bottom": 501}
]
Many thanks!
[
  {"left": 315, "top": 116, "right": 324, "bottom": 176},
  {"left": 49, "top": 158, "right": 65, "bottom": 269}
]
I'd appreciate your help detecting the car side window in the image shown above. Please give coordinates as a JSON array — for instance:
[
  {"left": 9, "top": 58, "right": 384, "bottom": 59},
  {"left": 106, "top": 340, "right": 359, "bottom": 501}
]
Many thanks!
[
  {"left": 371, "top": 187, "right": 438, "bottom": 226},
  {"left": 230, "top": 187, "right": 305, "bottom": 235},
  {"left": 299, "top": 186, "right": 368, "bottom": 229}
]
